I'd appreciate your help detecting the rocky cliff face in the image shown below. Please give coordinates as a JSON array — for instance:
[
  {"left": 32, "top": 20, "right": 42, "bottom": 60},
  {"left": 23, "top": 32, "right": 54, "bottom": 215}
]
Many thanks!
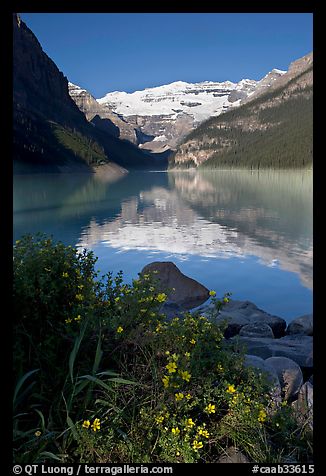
[
  {"left": 13, "top": 14, "right": 157, "bottom": 172},
  {"left": 13, "top": 14, "right": 87, "bottom": 131},
  {"left": 68, "top": 82, "right": 138, "bottom": 143}
]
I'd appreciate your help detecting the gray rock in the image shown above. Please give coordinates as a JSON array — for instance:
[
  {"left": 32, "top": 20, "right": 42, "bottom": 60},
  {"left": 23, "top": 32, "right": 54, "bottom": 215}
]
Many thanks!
[
  {"left": 244, "top": 355, "right": 279, "bottom": 386},
  {"left": 286, "top": 314, "right": 313, "bottom": 336},
  {"left": 141, "top": 261, "right": 209, "bottom": 310},
  {"left": 230, "top": 335, "right": 313, "bottom": 369},
  {"left": 197, "top": 300, "right": 286, "bottom": 338},
  {"left": 239, "top": 322, "right": 275, "bottom": 338},
  {"left": 265, "top": 357, "right": 303, "bottom": 400},
  {"left": 160, "top": 302, "right": 184, "bottom": 319},
  {"left": 291, "top": 382, "right": 313, "bottom": 431},
  {"left": 217, "top": 446, "right": 250, "bottom": 463},
  {"left": 243, "top": 355, "right": 281, "bottom": 408}
]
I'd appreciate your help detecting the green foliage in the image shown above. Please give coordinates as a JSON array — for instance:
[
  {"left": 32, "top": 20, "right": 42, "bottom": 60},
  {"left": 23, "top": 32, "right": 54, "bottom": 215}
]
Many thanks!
[
  {"left": 13, "top": 235, "right": 313, "bottom": 464},
  {"left": 53, "top": 124, "right": 108, "bottom": 165}
]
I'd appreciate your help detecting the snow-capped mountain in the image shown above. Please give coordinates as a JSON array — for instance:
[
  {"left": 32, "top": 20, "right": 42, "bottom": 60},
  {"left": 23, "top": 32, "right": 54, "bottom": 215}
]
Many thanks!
[
  {"left": 68, "top": 69, "right": 287, "bottom": 152},
  {"left": 97, "top": 79, "right": 259, "bottom": 124}
]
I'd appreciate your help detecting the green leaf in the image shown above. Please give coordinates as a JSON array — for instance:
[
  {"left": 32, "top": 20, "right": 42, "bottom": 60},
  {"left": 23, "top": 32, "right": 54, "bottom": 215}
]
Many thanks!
[
  {"left": 37, "top": 451, "right": 64, "bottom": 462},
  {"left": 13, "top": 369, "right": 39, "bottom": 409},
  {"left": 78, "top": 374, "right": 137, "bottom": 392},
  {"left": 69, "top": 320, "right": 88, "bottom": 383},
  {"left": 92, "top": 331, "right": 103, "bottom": 376},
  {"left": 66, "top": 415, "right": 79, "bottom": 441}
]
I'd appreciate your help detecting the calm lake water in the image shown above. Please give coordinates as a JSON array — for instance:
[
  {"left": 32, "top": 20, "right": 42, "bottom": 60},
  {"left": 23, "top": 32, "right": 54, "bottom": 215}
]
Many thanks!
[{"left": 13, "top": 169, "right": 313, "bottom": 323}]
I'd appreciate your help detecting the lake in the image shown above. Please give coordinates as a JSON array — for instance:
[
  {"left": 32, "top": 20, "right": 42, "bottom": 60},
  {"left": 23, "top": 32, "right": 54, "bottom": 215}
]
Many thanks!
[{"left": 13, "top": 168, "right": 313, "bottom": 323}]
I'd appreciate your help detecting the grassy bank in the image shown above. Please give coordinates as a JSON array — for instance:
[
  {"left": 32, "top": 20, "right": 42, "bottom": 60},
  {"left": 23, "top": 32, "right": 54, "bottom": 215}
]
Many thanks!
[{"left": 13, "top": 234, "right": 312, "bottom": 463}]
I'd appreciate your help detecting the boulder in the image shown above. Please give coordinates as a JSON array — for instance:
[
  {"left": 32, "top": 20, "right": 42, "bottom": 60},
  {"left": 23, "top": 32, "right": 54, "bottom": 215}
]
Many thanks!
[
  {"left": 140, "top": 261, "right": 209, "bottom": 309},
  {"left": 265, "top": 356, "right": 303, "bottom": 400},
  {"left": 286, "top": 314, "right": 313, "bottom": 336},
  {"left": 230, "top": 335, "right": 313, "bottom": 369},
  {"left": 217, "top": 446, "right": 250, "bottom": 463},
  {"left": 197, "top": 300, "right": 286, "bottom": 338},
  {"left": 243, "top": 355, "right": 281, "bottom": 408},
  {"left": 291, "top": 382, "right": 313, "bottom": 431},
  {"left": 239, "top": 322, "right": 275, "bottom": 338}
]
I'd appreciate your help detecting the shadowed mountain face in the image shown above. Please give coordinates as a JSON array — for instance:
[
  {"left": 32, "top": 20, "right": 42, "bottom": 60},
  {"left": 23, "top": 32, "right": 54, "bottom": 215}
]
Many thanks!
[{"left": 13, "top": 14, "right": 160, "bottom": 173}]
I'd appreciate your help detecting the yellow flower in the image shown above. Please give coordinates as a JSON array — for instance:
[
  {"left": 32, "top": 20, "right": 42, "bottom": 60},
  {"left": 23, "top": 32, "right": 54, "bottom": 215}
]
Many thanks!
[
  {"left": 162, "top": 376, "right": 170, "bottom": 388},
  {"left": 82, "top": 420, "right": 90, "bottom": 429},
  {"left": 74, "top": 315, "right": 81, "bottom": 322},
  {"left": 65, "top": 317, "right": 73, "bottom": 324},
  {"left": 115, "top": 297, "right": 120, "bottom": 302},
  {"left": 216, "top": 363, "right": 224, "bottom": 372},
  {"left": 176, "top": 451, "right": 180, "bottom": 456},
  {"left": 116, "top": 326, "right": 124, "bottom": 334},
  {"left": 205, "top": 403, "right": 216, "bottom": 414},
  {"left": 198, "top": 428, "right": 210, "bottom": 439},
  {"left": 185, "top": 393, "right": 192, "bottom": 400},
  {"left": 166, "top": 362, "right": 177, "bottom": 373},
  {"left": 175, "top": 392, "right": 184, "bottom": 401},
  {"left": 171, "top": 427, "right": 180, "bottom": 435},
  {"left": 184, "top": 352, "right": 191, "bottom": 359},
  {"left": 155, "top": 415, "right": 164, "bottom": 424},
  {"left": 209, "top": 290, "right": 216, "bottom": 297},
  {"left": 156, "top": 293, "right": 167, "bottom": 303},
  {"left": 34, "top": 430, "right": 42, "bottom": 437},
  {"left": 62, "top": 272, "right": 69, "bottom": 278},
  {"left": 75, "top": 294, "right": 84, "bottom": 301},
  {"left": 190, "top": 338, "right": 196, "bottom": 345},
  {"left": 192, "top": 440, "right": 203, "bottom": 450},
  {"left": 171, "top": 353, "right": 179, "bottom": 361},
  {"left": 258, "top": 409, "right": 267, "bottom": 423},
  {"left": 91, "top": 418, "right": 101, "bottom": 432},
  {"left": 226, "top": 384, "right": 236, "bottom": 394},
  {"left": 165, "top": 351, "right": 170, "bottom": 356},
  {"left": 179, "top": 370, "right": 191, "bottom": 382},
  {"left": 185, "top": 418, "right": 195, "bottom": 428}
]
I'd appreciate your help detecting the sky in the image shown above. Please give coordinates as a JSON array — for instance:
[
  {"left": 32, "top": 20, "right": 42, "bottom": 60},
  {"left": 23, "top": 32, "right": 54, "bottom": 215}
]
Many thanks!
[{"left": 19, "top": 13, "right": 313, "bottom": 99}]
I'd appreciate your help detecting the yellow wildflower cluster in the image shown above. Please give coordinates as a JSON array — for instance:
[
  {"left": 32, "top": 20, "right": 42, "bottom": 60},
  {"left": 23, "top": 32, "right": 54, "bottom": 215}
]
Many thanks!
[
  {"left": 258, "top": 409, "right": 267, "bottom": 423},
  {"left": 205, "top": 403, "right": 216, "bottom": 414},
  {"left": 226, "top": 384, "right": 236, "bottom": 394},
  {"left": 82, "top": 418, "right": 101, "bottom": 432},
  {"left": 166, "top": 362, "right": 177, "bottom": 373},
  {"left": 116, "top": 326, "right": 124, "bottom": 334},
  {"left": 192, "top": 440, "right": 203, "bottom": 450},
  {"left": 65, "top": 315, "right": 82, "bottom": 324},
  {"left": 175, "top": 392, "right": 184, "bottom": 401},
  {"left": 171, "top": 427, "right": 180, "bottom": 435},
  {"left": 156, "top": 293, "right": 167, "bottom": 303}
]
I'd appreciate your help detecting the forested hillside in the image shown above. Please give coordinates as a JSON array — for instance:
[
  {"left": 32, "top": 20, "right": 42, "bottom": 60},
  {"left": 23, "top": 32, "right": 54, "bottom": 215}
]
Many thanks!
[{"left": 170, "top": 56, "right": 312, "bottom": 169}]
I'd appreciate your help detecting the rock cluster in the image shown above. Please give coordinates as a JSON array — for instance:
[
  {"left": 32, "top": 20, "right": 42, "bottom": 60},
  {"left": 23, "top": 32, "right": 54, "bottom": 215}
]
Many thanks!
[{"left": 140, "top": 261, "right": 313, "bottom": 442}]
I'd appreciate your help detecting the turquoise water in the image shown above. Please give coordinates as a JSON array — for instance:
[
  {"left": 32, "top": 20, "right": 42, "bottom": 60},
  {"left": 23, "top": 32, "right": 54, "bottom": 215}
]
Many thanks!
[{"left": 13, "top": 169, "right": 313, "bottom": 323}]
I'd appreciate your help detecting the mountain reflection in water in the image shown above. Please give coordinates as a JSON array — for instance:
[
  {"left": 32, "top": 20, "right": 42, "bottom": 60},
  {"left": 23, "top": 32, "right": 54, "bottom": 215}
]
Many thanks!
[{"left": 14, "top": 168, "right": 312, "bottom": 320}]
